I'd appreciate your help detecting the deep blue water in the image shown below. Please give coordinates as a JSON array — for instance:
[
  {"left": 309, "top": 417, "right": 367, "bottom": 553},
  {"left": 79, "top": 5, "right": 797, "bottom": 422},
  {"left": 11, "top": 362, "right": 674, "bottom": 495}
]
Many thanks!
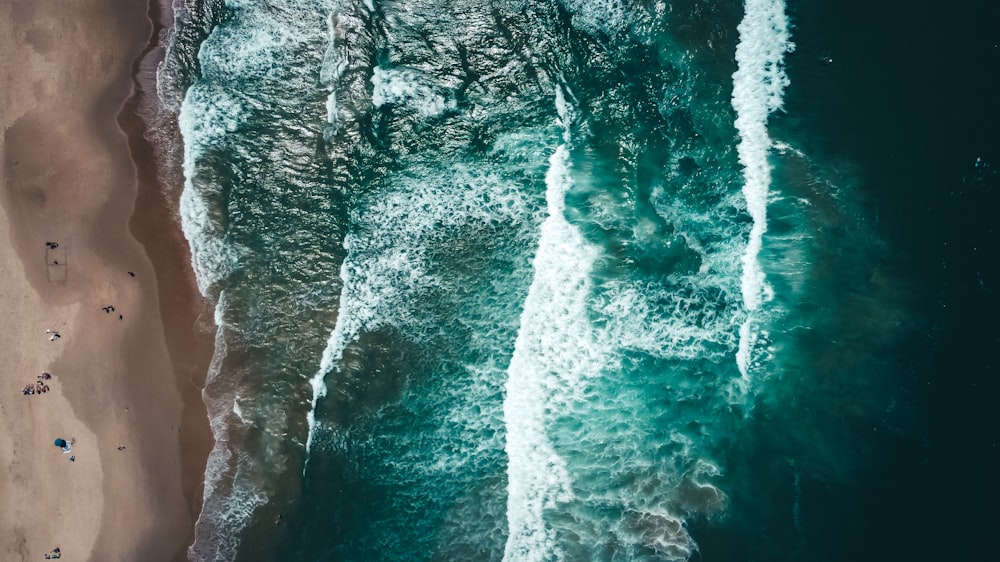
[{"left": 157, "top": 0, "right": 999, "bottom": 560}]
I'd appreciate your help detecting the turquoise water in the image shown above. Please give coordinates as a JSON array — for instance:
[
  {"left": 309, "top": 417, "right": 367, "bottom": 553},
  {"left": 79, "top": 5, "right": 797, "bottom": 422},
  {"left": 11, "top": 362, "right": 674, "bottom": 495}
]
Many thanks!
[{"left": 158, "top": 0, "right": 998, "bottom": 560}]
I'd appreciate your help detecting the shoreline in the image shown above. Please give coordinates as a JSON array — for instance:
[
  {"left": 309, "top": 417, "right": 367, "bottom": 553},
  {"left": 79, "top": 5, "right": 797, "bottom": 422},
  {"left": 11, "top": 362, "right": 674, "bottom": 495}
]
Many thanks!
[
  {"left": 0, "top": 0, "right": 212, "bottom": 559},
  {"left": 120, "top": 0, "right": 216, "bottom": 537}
]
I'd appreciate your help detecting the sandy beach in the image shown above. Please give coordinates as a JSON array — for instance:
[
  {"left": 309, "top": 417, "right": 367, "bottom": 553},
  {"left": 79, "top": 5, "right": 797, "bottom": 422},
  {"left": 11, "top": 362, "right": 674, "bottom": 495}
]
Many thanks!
[{"left": 0, "top": 0, "right": 212, "bottom": 560}]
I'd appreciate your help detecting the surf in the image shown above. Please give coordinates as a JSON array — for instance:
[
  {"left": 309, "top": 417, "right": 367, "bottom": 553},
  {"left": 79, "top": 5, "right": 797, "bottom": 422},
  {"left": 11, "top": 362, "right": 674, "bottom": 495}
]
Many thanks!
[
  {"left": 503, "top": 89, "right": 596, "bottom": 560},
  {"left": 731, "top": 0, "right": 794, "bottom": 378}
]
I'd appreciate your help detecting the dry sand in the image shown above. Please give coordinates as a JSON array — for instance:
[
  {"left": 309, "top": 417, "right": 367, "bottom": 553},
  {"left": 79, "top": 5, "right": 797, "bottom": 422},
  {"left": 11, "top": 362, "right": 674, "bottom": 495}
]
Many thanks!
[{"left": 0, "top": 0, "right": 212, "bottom": 560}]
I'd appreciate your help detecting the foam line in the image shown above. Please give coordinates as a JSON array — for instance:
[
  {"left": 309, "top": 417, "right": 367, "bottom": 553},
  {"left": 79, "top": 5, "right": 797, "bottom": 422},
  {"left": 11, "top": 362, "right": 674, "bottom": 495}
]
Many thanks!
[
  {"left": 503, "top": 90, "right": 604, "bottom": 560},
  {"left": 305, "top": 256, "right": 358, "bottom": 458},
  {"left": 371, "top": 66, "right": 456, "bottom": 118},
  {"left": 503, "top": 145, "right": 578, "bottom": 562},
  {"left": 731, "top": 0, "right": 793, "bottom": 377}
]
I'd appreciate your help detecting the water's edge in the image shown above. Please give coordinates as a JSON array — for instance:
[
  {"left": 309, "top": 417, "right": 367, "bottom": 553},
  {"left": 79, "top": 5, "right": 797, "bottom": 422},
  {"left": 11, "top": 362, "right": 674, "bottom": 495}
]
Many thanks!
[{"left": 123, "top": 0, "right": 217, "bottom": 555}]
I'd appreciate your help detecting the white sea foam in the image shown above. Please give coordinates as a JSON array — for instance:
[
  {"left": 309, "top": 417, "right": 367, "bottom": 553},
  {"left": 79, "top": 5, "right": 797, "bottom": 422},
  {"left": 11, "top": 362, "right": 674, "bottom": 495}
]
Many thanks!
[
  {"left": 305, "top": 256, "right": 352, "bottom": 456},
  {"left": 232, "top": 398, "right": 245, "bottom": 424},
  {"left": 199, "top": 0, "right": 340, "bottom": 85},
  {"left": 371, "top": 66, "right": 456, "bottom": 118},
  {"left": 321, "top": 8, "right": 371, "bottom": 132},
  {"left": 191, "top": 451, "right": 268, "bottom": 561},
  {"left": 503, "top": 145, "right": 582, "bottom": 562},
  {"left": 558, "top": 0, "right": 633, "bottom": 35},
  {"left": 200, "top": 20, "right": 289, "bottom": 78},
  {"left": 305, "top": 164, "right": 535, "bottom": 458},
  {"left": 596, "top": 277, "right": 738, "bottom": 364},
  {"left": 503, "top": 91, "right": 609, "bottom": 559},
  {"left": 189, "top": 299, "right": 269, "bottom": 562},
  {"left": 554, "top": 86, "right": 574, "bottom": 142},
  {"left": 178, "top": 86, "right": 243, "bottom": 295},
  {"left": 731, "top": 0, "right": 793, "bottom": 377}
]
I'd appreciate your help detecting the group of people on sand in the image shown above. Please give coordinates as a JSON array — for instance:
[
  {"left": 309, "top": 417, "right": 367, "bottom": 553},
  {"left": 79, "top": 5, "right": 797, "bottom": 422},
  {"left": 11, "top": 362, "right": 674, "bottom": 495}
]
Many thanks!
[
  {"left": 102, "top": 305, "right": 124, "bottom": 321},
  {"left": 22, "top": 372, "right": 53, "bottom": 396},
  {"left": 31, "top": 241, "right": 140, "bottom": 557}
]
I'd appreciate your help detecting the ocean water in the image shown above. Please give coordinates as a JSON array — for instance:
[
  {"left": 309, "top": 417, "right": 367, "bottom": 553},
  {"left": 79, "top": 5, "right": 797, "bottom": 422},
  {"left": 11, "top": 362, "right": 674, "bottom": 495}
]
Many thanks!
[{"left": 158, "top": 0, "right": 999, "bottom": 560}]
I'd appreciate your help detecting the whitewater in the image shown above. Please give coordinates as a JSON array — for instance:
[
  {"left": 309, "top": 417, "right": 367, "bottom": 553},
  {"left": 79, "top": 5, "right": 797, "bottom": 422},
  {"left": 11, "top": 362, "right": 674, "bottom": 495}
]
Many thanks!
[
  {"left": 502, "top": 90, "right": 594, "bottom": 562},
  {"left": 732, "top": 0, "right": 793, "bottom": 379}
]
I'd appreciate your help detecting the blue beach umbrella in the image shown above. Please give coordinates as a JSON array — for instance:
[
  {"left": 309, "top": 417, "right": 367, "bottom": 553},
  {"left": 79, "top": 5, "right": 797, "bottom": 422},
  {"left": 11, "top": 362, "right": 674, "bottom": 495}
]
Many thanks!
[{"left": 54, "top": 438, "right": 66, "bottom": 448}]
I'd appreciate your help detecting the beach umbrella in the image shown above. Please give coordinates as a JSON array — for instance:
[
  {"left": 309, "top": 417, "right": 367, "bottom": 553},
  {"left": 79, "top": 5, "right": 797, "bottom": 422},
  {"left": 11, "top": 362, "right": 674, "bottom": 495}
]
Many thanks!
[{"left": 54, "top": 438, "right": 66, "bottom": 448}]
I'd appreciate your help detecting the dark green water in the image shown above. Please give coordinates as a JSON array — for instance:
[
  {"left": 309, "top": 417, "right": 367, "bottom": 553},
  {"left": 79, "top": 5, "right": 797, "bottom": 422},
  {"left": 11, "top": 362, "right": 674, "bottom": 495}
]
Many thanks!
[{"left": 159, "top": 0, "right": 999, "bottom": 560}]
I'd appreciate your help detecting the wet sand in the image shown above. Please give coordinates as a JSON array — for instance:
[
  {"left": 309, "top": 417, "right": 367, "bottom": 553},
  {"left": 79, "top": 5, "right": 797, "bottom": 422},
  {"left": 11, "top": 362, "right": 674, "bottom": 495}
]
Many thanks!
[{"left": 0, "top": 0, "right": 212, "bottom": 560}]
